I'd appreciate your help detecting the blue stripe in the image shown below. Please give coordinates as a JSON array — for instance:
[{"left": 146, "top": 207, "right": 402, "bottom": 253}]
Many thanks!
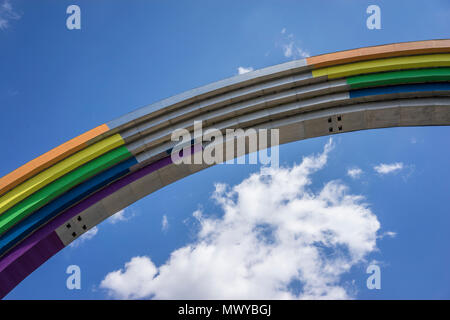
[
  {"left": 349, "top": 82, "right": 450, "bottom": 99},
  {"left": 0, "top": 157, "right": 138, "bottom": 256}
]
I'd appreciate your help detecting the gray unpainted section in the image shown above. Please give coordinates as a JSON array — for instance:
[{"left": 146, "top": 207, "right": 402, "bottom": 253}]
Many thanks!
[
  {"left": 120, "top": 79, "right": 348, "bottom": 150},
  {"left": 106, "top": 59, "right": 309, "bottom": 130},
  {"left": 56, "top": 97, "right": 450, "bottom": 246},
  {"left": 103, "top": 56, "right": 450, "bottom": 172},
  {"left": 118, "top": 74, "right": 339, "bottom": 142},
  {"left": 115, "top": 72, "right": 449, "bottom": 165},
  {"left": 123, "top": 89, "right": 447, "bottom": 163},
  {"left": 54, "top": 53, "right": 450, "bottom": 246}
]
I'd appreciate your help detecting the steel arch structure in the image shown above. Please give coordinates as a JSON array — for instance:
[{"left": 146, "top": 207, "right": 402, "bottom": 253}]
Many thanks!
[{"left": 1, "top": 39, "right": 450, "bottom": 298}]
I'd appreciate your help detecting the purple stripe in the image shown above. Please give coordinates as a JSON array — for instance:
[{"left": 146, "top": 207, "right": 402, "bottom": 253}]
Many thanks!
[
  {"left": 0, "top": 155, "right": 173, "bottom": 298},
  {"left": 0, "top": 232, "right": 64, "bottom": 298}
]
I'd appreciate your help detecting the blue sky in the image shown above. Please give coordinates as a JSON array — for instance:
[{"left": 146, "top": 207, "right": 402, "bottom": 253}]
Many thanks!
[{"left": 1, "top": 0, "right": 449, "bottom": 299}]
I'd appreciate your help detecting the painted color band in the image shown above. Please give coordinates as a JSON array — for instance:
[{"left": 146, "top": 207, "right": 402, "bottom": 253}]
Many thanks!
[
  {"left": 0, "top": 146, "right": 132, "bottom": 236},
  {"left": 0, "top": 155, "right": 174, "bottom": 298},
  {"left": 0, "top": 124, "right": 109, "bottom": 197},
  {"left": 306, "top": 39, "right": 450, "bottom": 68},
  {"left": 0, "top": 157, "right": 138, "bottom": 257},
  {"left": 347, "top": 68, "right": 450, "bottom": 89},
  {"left": 312, "top": 54, "right": 450, "bottom": 79},
  {"left": 0, "top": 134, "right": 124, "bottom": 216},
  {"left": 349, "top": 82, "right": 450, "bottom": 99}
]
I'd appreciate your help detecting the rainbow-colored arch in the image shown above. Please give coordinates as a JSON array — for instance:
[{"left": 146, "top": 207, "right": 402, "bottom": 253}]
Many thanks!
[{"left": 1, "top": 39, "right": 450, "bottom": 298}]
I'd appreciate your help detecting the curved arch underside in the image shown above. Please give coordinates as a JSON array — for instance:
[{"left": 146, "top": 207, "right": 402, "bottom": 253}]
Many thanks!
[{"left": 1, "top": 39, "right": 450, "bottom": 298}]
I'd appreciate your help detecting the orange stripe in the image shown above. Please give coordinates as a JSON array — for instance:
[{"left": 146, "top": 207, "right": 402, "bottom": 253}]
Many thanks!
[
  {"left": 306, "top": 39, "right": 450, "bottom": 68},
  {"left": 0, "top": 124, "right": 110, "bottom": 196}
]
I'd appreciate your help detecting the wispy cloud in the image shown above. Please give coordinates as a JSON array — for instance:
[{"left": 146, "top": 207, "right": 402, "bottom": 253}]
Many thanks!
[
  {"left": 347, "top": 167, "right": 363, "bottom": 179},
  {"left": 108, "top": 209, "right": 127, "bottom": 224},
  {"left": 374, "top": 162, "right": 404, "bottom": 175},
  {"left": 410, "top": 137, "right": 424, "bottom": 144},
  {"left": 378, "top": 231, "right": 397, "bottom": 239},
  {"left": 162, "top": 215, "right": 169, "bottom": 232},
  {"left": 108, "top": 208, "right": 134, "bottom": 224},
  {"left": 69, "top": 226, "right": 99, "bottom": 248},
  {"left": 237, "top": 66, "right": 253, "bottom": 75},
  {"left": 0, "top": 0, "right": 21, "bottom": 30},
  {"left": 278, "top": 28, "right": 310, "bottom": 60},
  {"left": 100, "top": 139, "right": 385, "bottom": 300}
]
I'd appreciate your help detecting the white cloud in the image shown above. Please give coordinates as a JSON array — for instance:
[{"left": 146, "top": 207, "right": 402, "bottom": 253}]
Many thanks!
[
  {"left": 283, "top": 42, "right": 294, "bottom": 58},
  {"left": 0, "top": 0, "right": 20, "bottom": 30},
  {"left": 347, "top": 167, "right": 363, "bottom": 179},
  {"left": 70, "top": 226, "right": 99, "bottom": 248},
  {"left": 162, "top": 215, "right": 169, "bottom": 232},
  {"left": 100, "top": 256, "right": 159, "bottom": 299},
  {"left": 100, "top": 139, "right": 383, "bottom": 300},
  {"left": 279, "top": 28, "right": 310, "bottom": 59},
  {"left": 296, "top": 47, "right": 310, "bottom": 59},
  {"left": 237, "top": 66, "right": 253, "bottom": 75},
  {"left": 379, "top": 231, "right": 397, "bottom": 239},
  {"left": 108, "top": 208, "right": 136, "bottom": 224},
  {"left": 282, "top": 42, "right": 309, "bottom": 59},
  {"left": 410, "top": 137, "right": 423, "bottom": 145},
  {"left": 108, "top": 209, "right": 128, "bottom": 224},
  {"left": 374, "top": 162, "right": 404, "bottom": 175}
]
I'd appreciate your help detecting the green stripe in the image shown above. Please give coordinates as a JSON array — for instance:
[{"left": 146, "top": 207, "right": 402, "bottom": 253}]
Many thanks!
[
  {"left": 0, "top": 146, "right": 131, "bottom": 236},
  {"left": 347, "top": 68, "right": 450, "bottom": 89}
]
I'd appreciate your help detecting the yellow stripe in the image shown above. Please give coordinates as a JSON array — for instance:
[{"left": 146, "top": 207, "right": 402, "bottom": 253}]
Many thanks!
[
  {"left": 0, "top": 134, "right": 124, "bottom": 216},
  {"left": 312, "top": 54, "right": 450, "bottom": 79}
]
